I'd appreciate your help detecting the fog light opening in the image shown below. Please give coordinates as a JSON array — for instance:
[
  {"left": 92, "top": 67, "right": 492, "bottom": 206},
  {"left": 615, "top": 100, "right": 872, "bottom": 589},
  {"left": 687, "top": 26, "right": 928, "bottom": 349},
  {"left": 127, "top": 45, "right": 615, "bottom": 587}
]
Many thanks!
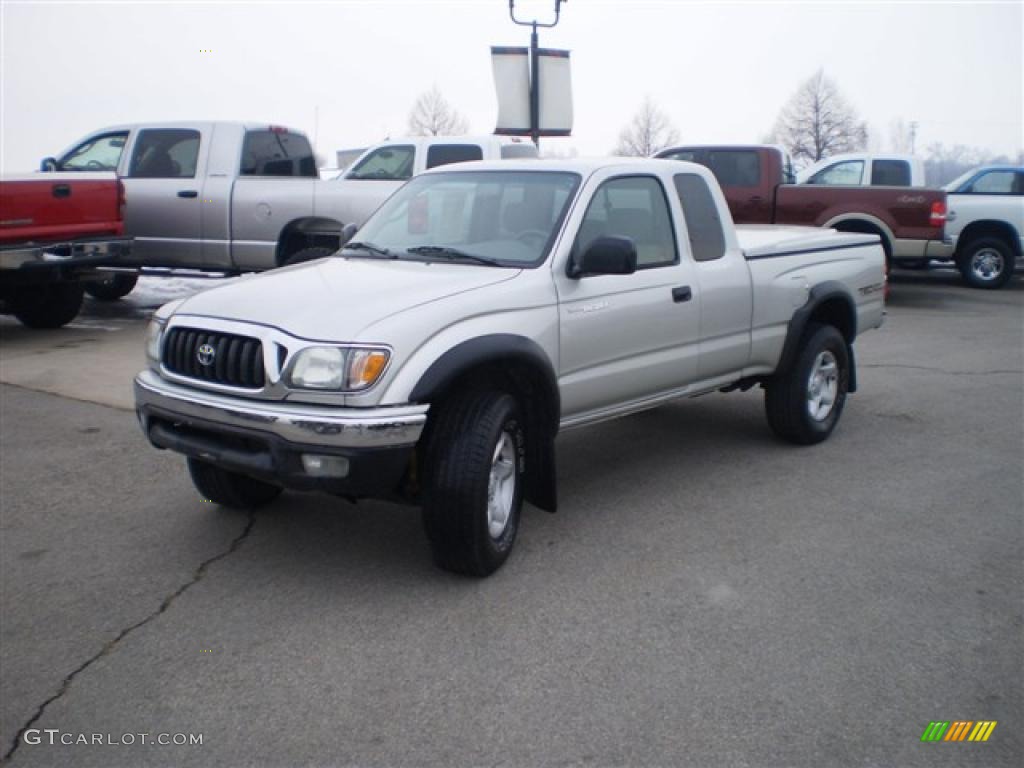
[{"left": 301, "top": 454, "right": 350, "bottom": 478}]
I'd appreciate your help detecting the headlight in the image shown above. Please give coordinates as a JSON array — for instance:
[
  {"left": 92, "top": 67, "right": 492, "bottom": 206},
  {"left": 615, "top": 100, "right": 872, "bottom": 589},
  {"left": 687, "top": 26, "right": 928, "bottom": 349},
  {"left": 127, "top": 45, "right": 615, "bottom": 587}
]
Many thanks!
[
  {"left": 145, "top": 317, "right": 166, "bottom": 365},
  {"left": 287, "top": 347, "right": 389, "bottom": 391}
]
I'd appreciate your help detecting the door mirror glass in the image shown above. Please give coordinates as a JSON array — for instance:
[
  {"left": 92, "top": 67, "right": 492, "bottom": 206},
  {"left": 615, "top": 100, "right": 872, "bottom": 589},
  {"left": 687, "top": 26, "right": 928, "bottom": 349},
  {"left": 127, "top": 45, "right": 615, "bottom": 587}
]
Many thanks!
[{"left": 571, "top": 236, "right": 637, "bottom": 278}]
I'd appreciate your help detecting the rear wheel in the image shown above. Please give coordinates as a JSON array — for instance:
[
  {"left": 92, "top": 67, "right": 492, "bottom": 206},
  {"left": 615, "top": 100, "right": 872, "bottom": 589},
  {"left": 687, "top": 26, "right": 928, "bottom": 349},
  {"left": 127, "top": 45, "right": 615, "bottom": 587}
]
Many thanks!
[
  {"left": 12, "top": 283, "right": 84, "bottom": 328},
  {"left": 187, "top": 458, "right": 282, "bottom": 508},
  {"left": 85, "top": 273, "right": 138, "bottom": 301},
  {"left": 422, "top": 391, "right": 525, "bottom": 577},
  {"left": 765, "top": 323, "right": 849, "bottom": 445},
  {"left": 957, "top": 237, "right": 1015, "bottom": 289}
]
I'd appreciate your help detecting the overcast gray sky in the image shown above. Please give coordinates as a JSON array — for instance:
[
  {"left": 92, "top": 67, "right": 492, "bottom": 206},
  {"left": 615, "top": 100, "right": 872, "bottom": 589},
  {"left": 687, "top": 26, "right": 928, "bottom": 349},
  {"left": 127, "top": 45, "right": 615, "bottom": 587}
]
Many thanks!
[{"left": 1, "top": 0, "right": 1021, "bottom": 171}]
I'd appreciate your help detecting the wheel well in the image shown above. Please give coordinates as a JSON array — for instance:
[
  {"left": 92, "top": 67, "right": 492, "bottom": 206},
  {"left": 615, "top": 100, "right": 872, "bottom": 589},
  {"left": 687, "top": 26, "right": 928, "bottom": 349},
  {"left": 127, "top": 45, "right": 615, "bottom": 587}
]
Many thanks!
[
  {"left": 807, "top": 297, "right": 855, "bottom": 344},
  {"left": 276, "top": 218, "right": 344, "bottom": 265},
  {"left": 957, "top": 220, "right": 1020, "bottom": 258},
  {"left": 832, "top": 219, "right": 892, "bottom": 258}
]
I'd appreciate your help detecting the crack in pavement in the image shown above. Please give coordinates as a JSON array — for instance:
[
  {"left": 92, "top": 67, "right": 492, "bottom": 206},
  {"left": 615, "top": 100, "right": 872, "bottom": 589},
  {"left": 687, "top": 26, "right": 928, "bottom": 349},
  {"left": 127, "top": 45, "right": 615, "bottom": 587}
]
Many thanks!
[
  {"left": 2, "top": 512, "right": 256, "bottom": 765},
  {"left": 861, "top": 363, "right": 1023, "bottom": 376}
]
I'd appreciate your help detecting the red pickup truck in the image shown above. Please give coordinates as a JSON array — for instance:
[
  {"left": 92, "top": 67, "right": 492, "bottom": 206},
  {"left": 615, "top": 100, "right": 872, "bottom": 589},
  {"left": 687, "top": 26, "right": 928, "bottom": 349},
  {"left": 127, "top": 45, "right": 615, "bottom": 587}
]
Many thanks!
[
  {"left": 1, "top": 173, "right": 131, "bottom": 328},
  {"left": 655, "top": 145, "right": 947, "bottom": 266}
]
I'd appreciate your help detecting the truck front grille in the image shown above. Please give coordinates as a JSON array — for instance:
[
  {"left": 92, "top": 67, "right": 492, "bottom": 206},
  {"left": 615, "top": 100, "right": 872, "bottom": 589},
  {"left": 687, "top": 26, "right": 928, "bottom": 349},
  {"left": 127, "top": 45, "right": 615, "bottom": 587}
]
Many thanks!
[{"left": 163, "top": 327, "right": 265, "bottom": 389}]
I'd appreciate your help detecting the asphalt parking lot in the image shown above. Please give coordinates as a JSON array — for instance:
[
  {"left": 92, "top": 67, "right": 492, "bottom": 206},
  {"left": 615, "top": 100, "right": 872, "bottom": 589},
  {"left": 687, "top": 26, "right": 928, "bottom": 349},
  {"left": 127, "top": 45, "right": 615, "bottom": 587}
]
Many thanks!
[{"left": 1, "top": 268, "right": 1021, "bottom": 767}]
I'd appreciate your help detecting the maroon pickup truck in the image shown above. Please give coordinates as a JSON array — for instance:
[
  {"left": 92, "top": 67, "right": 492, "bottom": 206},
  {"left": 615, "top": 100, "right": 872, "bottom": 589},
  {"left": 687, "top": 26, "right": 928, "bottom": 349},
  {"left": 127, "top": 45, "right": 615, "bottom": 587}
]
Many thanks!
[
  {"left": 1, "top": 172, "right": 131, "bottom": 328},
  {"left": 655, "top": 145, "right": 947, "bottom": 266}
]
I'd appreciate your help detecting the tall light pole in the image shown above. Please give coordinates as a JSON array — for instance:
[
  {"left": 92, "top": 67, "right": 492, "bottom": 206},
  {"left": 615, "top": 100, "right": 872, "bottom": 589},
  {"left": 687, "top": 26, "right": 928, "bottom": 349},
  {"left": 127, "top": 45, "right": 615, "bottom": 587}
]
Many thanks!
[{"left": 508, "top": 0, "right": 568, "bottom": 148}]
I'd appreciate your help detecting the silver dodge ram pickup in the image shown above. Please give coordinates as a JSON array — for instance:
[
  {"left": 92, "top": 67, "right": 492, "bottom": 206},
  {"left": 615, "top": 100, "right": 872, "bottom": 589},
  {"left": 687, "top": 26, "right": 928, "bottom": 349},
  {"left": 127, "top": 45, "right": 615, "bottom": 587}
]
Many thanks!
[{"left": 135, "top": 158, "right": 886, "bottom": 576}]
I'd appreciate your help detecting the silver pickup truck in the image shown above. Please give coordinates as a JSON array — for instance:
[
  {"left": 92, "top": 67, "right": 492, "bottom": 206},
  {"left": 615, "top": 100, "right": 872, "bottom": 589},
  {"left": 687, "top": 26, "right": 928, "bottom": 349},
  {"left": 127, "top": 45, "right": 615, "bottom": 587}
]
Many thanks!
[
  {"left": 44, "top": 123, "right": 531, "bottom": 299},
  {"left": 134, "top": 158, "right": 886, "bottom": 576}
]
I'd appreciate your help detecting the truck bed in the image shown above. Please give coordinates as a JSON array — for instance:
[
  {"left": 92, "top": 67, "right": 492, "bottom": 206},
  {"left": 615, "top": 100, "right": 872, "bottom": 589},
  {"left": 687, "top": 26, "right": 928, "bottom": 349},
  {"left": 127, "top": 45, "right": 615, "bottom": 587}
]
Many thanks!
[{"left": 0, "top": 172, "right": 123, "bottom": 244}]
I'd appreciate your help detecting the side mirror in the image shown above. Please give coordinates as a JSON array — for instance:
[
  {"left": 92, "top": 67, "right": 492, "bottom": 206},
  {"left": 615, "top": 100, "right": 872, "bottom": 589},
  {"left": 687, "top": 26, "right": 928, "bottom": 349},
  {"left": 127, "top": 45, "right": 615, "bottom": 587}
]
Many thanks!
[
  {"left": 40, "top": 157, "right": 58, "bottom": 172},
  {"left": 570, "top": 236, "right": 637, "bottom": 278},
  {"left": 340, "top": 222, "right": 358, "bottom": 245}
]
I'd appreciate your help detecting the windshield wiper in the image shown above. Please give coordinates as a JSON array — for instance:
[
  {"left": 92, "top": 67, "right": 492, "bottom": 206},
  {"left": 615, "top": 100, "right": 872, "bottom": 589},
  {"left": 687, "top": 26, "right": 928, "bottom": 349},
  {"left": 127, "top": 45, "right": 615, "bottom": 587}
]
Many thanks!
[
  {"left": 342, "top": 241, "right": 398, "bottom": 259},
  {"left": 405, "top": 246, "right": 502, "bottom": 267}
]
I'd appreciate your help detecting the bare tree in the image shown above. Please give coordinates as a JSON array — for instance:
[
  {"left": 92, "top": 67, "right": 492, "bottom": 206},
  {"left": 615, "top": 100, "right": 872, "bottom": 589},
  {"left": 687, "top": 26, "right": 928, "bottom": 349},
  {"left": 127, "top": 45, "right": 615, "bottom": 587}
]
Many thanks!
[
  {"left": 407, "top": 85, "right": 469, "bottom": 136},
  {"left": 613, "top": 97, "right": 679, "bottom": 157},
  {"left": 770, "top": 69, "right": 868, "bottom": 164},
  {"left": 888, "top": 118, "right": 916, "bottom": 154}
]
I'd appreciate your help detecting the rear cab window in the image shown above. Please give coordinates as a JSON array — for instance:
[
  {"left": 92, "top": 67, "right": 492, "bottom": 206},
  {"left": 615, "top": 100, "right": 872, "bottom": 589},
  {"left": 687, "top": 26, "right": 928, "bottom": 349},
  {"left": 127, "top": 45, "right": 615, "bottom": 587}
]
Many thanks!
[
  {"left": 426, "top": 144, "right": 483, "bottom": 169},
  {"left": 870, "top": 160, "right": 911, "bottom": 186},
  {"left": 128, "top": 129, "right": 201, "bottom": 178},
  {"left": 346, "top": 145, "right": 416, "bottom": 180},
  {"left": 672, "top": 174, "right": 726, "bottom": 262},
  {"left": 965, "top": 170, "right": 1017, "bottom": 195},
  {"left": 240, "top": 130, "right": 316, "bottom": 177}
]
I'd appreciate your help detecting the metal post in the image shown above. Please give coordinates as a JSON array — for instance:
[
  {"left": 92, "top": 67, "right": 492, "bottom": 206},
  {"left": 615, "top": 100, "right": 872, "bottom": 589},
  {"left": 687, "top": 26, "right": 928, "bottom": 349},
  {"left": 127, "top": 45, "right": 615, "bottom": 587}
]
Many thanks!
[
  {"left": 508, "top": 1, "right": 567, "bottom": 150},
  {"left": 530, "top": 23, "right": 539, "bottom": 148}
]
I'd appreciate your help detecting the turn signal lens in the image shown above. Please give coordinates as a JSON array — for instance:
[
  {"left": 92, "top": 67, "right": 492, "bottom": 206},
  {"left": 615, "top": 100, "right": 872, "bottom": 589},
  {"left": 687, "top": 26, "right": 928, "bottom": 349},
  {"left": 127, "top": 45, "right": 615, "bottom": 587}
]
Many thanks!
[{"left": 347, "top": 349, "right": 389, "bottom": 391}]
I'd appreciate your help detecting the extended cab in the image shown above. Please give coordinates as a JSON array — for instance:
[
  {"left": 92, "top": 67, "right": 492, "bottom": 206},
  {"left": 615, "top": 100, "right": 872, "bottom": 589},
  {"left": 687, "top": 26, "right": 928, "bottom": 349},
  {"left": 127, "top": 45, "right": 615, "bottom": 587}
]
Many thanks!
[
  {"left": 42, "top": 124, "right": 533, "bottom": 298},
  {"left": 1, "top": 172, "right": 130, "bottom": 327},
  {"left": 933, "top": 165, "right": 1023, "bottom": 289},
  {"left": 134, "top": 159, "right": 885, "bottom": 577},
  {"left": 655, "top": 145, "right": 946, "bottom": 267}
]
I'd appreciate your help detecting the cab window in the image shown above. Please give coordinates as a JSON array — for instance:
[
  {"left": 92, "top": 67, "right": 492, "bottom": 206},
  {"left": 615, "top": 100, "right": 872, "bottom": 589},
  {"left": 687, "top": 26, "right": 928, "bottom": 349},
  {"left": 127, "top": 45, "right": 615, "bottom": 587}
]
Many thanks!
[
  {"left": 129, "top": 129, "right": 201, "bottom": 178},
  {"left": 426, "top": 144, "right": 483, "bottom": 169},
  {"left": 240, "top": 130, "right": 316, "bottom": 177},
  {"left": 574, "top": 176, "right": 678, "bottom": 269},
  {"left": 346, "top": 145, "right": 416, "bottom": 180},
  {"left": 58, "top": 132, "right": 128, "bottom": 172},
  {"left": 673, "top": 174, "right": 726, "bottom": 262},
  {"left": 808, "top": 160, "right": 864, "bottom": 186},
  {"left": 870, "top": 160, "right": 911, "bottom": 186},
  {"left": 967, "top": 170, "right": 1016, "bottom": 195}
]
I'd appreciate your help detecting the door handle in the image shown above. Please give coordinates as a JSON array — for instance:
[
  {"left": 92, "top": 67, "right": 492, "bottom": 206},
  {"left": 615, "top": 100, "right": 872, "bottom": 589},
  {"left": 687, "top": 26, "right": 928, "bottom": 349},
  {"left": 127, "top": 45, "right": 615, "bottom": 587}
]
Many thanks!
[
  {"left": 177, "top": 189, "right": 198, "bottom": 198},
  {"left": 750, "top": 195, "right": 763, "bottom": 203},
  {"left": 672, "top": 285, "right": 692, "bottom": 303},
  {"left": 52, "top": 184, "right": 71, "bottom": 198}
]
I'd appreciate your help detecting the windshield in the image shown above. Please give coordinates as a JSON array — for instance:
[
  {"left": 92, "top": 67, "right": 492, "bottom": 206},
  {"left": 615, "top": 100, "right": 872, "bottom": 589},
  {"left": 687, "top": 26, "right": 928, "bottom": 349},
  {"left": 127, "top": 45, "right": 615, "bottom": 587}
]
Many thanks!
[
  {"left": 943, "top": 169, "right": 979, "bottom": 192},
  {"left": 347, "top": 170, "right": 581, "bottom": 267}
]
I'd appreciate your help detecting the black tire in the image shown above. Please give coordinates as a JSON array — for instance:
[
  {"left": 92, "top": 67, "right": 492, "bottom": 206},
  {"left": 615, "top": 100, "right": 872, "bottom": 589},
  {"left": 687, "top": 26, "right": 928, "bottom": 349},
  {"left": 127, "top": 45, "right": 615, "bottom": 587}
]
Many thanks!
[
  {"left": 187, "top": 458, "right": 282, "bottom": 508},
  {"left": 12, "top": 283, "right": 85, "bottom": 328},
  {"left": 765, "top": 323, "right": 849, "bottom": 445},
  {"left": 421, "top": 391, "right": 526, "bottom": 577},
  {"left": 282, "top": 246, "right": 337, "bottom": 267},
  {"left": 85, "top": 273, "right": 138, "bottom": 301},
  {"left": 956, "top": 237, "right": 1015, "bottom": 289}
]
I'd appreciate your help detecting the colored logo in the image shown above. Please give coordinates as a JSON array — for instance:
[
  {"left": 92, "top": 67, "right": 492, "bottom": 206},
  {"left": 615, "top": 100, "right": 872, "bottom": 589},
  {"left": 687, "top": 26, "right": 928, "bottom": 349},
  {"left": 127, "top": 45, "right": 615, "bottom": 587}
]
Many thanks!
[
  {"left": 921, "top": 721, "right": 997, "bottom": 742},
  {"left": 197, "top": 344, "right": 216, "bottom": 366}
]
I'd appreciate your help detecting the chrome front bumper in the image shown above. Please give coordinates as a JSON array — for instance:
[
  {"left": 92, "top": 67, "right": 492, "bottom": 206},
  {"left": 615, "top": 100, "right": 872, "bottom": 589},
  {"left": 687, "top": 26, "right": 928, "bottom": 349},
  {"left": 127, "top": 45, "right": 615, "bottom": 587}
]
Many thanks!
[{"left": 134, "top": 368, "right": 428, "bottom": 449}]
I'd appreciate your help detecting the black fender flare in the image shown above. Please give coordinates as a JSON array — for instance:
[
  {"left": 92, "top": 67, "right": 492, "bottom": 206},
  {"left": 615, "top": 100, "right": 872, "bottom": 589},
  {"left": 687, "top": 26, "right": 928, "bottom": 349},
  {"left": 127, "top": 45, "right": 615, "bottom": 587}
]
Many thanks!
[
  {"left": 777, "top": 281, "right": 859, "bottom": 393},
  {"left": 410, "top": 334, "right": 560, "bottom": 512}
]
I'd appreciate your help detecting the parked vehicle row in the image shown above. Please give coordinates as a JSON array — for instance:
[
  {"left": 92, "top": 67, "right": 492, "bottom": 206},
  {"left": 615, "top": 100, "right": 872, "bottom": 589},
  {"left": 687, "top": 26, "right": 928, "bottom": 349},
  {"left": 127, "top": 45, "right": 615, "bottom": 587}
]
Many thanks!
[
  {"left": 39, "top": 124, "right": 536, "bottom": 299},
  {"left": 134, "top": 157, "right": 886, "bottom": 576}
]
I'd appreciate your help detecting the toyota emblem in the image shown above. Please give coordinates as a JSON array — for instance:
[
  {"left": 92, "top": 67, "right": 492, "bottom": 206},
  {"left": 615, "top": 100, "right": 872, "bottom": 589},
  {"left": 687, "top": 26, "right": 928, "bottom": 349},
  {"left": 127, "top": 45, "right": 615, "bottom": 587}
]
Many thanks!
[{"left": 197, "top": 343, "right": 216, "bottom": 367}]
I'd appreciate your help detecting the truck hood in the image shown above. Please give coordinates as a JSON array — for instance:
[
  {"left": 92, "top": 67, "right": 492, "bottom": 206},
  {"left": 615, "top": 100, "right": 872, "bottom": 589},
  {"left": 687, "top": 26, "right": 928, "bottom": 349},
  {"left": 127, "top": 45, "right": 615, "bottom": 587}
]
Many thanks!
[{"left": 171, "top": 257, "right": 521, "bottom": 341}]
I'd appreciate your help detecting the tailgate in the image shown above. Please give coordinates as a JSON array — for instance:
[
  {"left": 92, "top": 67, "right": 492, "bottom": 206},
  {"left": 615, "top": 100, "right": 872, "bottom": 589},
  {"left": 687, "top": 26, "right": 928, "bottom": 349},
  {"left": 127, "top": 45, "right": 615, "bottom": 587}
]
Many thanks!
[{"left": 0, "top": 172, "right": 123, "bottom": 244}]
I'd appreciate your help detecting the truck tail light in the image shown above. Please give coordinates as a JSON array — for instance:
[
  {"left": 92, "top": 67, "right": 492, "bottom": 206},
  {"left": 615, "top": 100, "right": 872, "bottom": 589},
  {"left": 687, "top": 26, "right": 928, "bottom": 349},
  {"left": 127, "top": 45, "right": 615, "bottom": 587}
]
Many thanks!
[
  {"left": 929, "top": 200, "right": 946, "bottom": 227},
  {"left": 117, "top": 178, "right": 127, "bottom": 216}
]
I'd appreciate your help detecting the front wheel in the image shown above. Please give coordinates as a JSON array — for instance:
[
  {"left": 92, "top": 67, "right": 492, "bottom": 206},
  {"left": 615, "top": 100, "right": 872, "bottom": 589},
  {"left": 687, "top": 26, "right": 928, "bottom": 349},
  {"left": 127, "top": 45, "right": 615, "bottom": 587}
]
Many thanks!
[
  {"left": 957, "top": 237, "right": 1015, "bottom": 289},
  {"left": 187, "top": 458, "right": 282, "bottom": 508},
  {"left": 422, "top": 391, "right": 525, "bottom": 577},
  {"left": 765, "top": 323, "right": 849, "bottom": 445}
]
